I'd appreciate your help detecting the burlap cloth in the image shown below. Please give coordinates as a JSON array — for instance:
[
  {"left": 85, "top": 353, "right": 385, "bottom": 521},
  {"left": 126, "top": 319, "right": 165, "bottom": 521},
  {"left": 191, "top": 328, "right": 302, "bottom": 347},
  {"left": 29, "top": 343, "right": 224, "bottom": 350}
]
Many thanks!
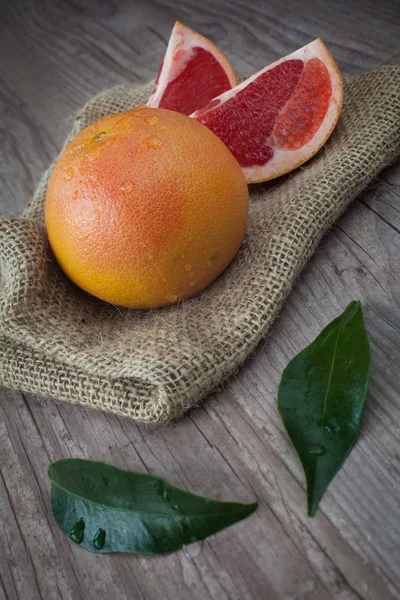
[{"left": 1, "top": 66, "right": 400, "bottom": 422}]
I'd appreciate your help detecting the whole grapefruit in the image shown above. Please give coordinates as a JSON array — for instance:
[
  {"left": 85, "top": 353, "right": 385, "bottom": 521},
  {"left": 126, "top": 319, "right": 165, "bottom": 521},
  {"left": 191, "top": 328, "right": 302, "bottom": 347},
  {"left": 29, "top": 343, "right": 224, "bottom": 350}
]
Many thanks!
[{"left": 45, "top": 107, "right": 249, "bottom": 309}]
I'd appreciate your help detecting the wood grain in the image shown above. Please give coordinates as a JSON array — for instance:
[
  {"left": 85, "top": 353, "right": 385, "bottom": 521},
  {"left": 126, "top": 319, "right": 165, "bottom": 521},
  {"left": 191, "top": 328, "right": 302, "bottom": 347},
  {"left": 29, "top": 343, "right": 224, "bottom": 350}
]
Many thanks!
[{"left": 1, "top": 0, "right": 399, "bottom": 598}]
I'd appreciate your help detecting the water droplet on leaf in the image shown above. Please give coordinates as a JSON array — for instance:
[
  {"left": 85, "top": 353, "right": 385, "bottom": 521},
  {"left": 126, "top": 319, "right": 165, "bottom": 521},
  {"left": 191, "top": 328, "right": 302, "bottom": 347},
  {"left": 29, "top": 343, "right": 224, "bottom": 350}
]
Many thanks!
[
  {"left": 308, "top": 444, "right": 326, "bottom": 456},
  {"left": 69, "top": 518, "right": 85, "bottom": 544},
  {"left": 325, "top": 418, "right": 341, "bottom": 436},
  {"left": 93, "top": 528, "right": 106, "bottom": 550}
]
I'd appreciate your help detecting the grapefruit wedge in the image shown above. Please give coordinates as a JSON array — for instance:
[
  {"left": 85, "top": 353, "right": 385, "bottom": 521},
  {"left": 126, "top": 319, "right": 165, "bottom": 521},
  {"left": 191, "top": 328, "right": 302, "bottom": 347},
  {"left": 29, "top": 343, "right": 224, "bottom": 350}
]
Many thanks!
[
  {"left": 191, "top": 39, "right": 343, "bottom": 183},
  {"left": 147, "top": 21, "right": 237, "bottom": 116}
]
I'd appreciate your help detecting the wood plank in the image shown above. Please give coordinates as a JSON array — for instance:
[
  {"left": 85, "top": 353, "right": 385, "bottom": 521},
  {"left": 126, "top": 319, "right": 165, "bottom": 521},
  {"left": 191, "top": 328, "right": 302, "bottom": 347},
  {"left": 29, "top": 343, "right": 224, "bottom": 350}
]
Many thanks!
[
  {"left": 362, "top": 171, "right": 400, "bottom": 233},
  {"left": 1, "top": 0, "right": 399, "bottom": 598}
]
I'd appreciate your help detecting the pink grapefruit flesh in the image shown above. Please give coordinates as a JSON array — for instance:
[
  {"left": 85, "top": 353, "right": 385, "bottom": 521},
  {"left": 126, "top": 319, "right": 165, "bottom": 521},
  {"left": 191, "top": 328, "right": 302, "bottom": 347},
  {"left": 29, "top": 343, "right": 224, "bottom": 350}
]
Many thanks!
[
  {"left": 191, "top": 39, "right": 343, "bottom": 183},
  {"left": 147, "top": 21, "right": 237, "bottom": 116}
]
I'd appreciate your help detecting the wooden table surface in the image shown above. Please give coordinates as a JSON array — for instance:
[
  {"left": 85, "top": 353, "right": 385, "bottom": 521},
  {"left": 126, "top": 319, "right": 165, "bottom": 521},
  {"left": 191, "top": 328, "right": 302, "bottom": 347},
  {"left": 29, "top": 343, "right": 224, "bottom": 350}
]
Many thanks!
[{"left": 1, "top": 1, "right": 400, "bottom": 599}]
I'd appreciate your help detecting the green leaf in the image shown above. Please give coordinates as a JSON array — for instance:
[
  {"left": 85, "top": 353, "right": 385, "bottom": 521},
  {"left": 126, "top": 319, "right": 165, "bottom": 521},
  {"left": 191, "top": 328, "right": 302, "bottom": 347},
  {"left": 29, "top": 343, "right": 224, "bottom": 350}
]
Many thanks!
[
  {"left": 278, "top": 301, "right": 370, "bottom": 517},
  {"left": 48, "top": 459, "right": 257, "bottom": 554}
]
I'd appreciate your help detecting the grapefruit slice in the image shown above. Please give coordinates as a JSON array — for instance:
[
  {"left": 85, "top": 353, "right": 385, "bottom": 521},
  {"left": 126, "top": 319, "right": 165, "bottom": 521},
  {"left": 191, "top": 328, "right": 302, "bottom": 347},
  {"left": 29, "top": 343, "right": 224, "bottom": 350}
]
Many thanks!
[
  {"left": 191, "top": 39, "right": 343, "bottom": 183},
  {"left": 147, "top": 21, "right": 237, "bottom": 116}
]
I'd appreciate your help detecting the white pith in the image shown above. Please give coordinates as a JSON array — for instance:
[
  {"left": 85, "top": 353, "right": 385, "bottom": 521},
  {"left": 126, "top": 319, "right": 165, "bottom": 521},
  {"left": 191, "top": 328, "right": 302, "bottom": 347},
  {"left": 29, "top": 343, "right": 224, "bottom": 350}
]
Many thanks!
[
  {"left": 147, "top": 21, "right": 237, "bottom": 109},
  {"left": 190, "top": 39, "right": 343, "bottom": 183}
]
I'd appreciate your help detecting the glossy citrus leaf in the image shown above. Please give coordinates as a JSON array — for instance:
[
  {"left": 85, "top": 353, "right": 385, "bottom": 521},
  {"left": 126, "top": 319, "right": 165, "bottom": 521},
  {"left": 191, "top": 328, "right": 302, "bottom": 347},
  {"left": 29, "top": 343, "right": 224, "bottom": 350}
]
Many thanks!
[
  {"left": 49, "top": 459, "right": 257, "bottom": 554},
  {"left": 278, "top": 301, "right": 370, "bottom": 516}
]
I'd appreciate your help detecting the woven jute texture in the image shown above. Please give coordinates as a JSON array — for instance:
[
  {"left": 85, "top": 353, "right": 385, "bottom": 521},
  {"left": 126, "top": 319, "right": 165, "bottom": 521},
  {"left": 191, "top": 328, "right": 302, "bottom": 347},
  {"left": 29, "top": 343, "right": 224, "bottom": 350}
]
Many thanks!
[{"left": 1, "top": 66, "right": 400, "bottom": 422}]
